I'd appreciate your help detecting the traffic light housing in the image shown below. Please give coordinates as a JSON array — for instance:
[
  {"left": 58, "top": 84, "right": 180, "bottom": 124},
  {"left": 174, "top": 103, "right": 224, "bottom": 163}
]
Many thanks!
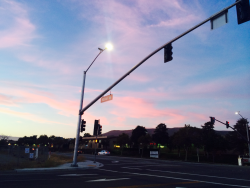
[
  {"left": 236, "top": 0, "right": 250, "bottom": 24},
  {"left": 93, "top": 120, "right": 99, "bottom": 136},
  {"left": 210, "top": 117, "right": 215, "bottom": 126},
  {"left": 226, "top": 121, "right": 229, "bottom": 129},
  {"left": 98, "top": 125, "right": 102, "bottom": 135},
  {"left": 80, "top": 119, "right": 86, "bottom": 132},
  {"left": 164, "top": 43, "right": 173, "bottom": 63}
]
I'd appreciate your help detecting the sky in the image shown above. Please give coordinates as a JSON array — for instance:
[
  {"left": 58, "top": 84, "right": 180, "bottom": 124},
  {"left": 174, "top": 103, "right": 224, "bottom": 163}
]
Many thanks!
[{"left": 0, "top": 0, "right": 249, "bottom": 139}]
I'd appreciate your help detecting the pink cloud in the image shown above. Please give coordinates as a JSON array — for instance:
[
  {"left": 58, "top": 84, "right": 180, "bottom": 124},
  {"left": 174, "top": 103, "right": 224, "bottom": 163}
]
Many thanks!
[
  {"left": 0, "top": 107, "right": 71, "bottom": 125},
  {"left": 109, "top": 96, "right": 185, "bottom": 120},
  {"left": 0, "top": 0, "right": 36, "bottom": 48},
  {"left": 0, "top": 94, "right": 16, "bottom": 106},
  {"left": 0, "top": 80, "right": 110, "bottom": 127}
]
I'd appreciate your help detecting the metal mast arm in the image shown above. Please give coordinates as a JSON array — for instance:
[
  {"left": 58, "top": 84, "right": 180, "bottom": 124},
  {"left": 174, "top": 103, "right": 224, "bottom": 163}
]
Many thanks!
[{"left": 80, "top": 1, "right": 241, "bottom": 115}]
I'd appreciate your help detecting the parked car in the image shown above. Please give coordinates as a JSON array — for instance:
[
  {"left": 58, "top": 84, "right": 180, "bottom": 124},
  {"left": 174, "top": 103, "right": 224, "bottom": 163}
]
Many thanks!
[
  {"left": 98, "top": 150, "right": 110, "bottom": 155},
  {"left": 78, "top": 150, "right": 83, "bottom": 154}
]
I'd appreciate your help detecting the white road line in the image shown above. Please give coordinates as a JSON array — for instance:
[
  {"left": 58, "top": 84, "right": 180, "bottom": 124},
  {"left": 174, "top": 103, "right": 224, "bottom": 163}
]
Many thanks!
[
  {"left": 58, "top": 174, "right": 97, "bottom": 176},
  {"left": 106, "top": 162, "right": 156, "bottom": 166},
  {"left": 86, "top": 178, "right": 130, "bottom": 182},
  {"left": 124, "top": 164, "right": 180, "bottom": 168},
  {"left": 146, "top": 169, "right": 250, "bottom": 182},
  {"left": 120, "top": 172, "right": 250, "bottom": 188},
  {"left": 121, "top": 167, "right": 142, "bottom": 170},
  {"left": 98, "top": 169, "right": 118, "bottom": 173}
]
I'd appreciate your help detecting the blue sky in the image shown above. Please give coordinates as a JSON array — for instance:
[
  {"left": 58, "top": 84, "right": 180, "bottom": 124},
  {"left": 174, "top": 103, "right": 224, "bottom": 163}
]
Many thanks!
[{"left": 0, "top": 0, "right": 249, "bottom": 139}]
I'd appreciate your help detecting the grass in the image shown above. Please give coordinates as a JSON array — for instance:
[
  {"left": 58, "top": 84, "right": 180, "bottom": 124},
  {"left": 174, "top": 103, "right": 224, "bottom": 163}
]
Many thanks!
[{"left": 0, "top": 154, "right": 85, "bottom": 171}]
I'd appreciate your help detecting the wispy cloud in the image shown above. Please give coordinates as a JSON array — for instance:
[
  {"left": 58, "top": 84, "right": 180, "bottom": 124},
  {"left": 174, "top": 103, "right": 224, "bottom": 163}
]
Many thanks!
[
  {"left": 0, "top": 107, "right": 71, "bottom": 125},
  {"left": 0, "top": 0, "right": 36, "bottom": 48}
]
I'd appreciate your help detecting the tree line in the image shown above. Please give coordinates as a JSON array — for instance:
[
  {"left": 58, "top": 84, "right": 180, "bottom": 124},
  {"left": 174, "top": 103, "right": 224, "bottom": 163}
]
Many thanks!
[{"left": 116, "top": 118, "right": 250, "bottom": 160}]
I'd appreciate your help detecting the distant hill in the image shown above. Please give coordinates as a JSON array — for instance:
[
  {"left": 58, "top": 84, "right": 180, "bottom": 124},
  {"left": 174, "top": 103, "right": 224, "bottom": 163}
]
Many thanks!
[
  {"left": 0, "top": 136, "right": 20, "bottom": 141},
  {"left": 102, "top": 128, "right": 231, "bottom": 137}
]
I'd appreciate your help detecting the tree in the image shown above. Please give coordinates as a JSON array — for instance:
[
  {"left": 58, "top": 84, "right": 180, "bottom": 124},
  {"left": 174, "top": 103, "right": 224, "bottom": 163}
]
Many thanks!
[
  {"left": 152, "top": 123, "right": 169, "bottom": 147},
  {"left": 37, "top": 135, "right": 49, "bottom": 146},
  {"left": 226, "top": 118, "right": 249, "bottom": 155},
  {"left": 201, "top": 121, "right": 217, "bottom": 156},
  {"left": 83, "top": 133, "right": 91, "bottom": 137},
  {"left": 17, "top": 136, "right": 36, "bottom": 146},
  {"left": 130, "top": 126, "right": 147, "bottom": 148},
  {"left": 138, "top": 134, "right": 152, "bottom": 148},
  {"left": 116, "top": 133, "right": 129, "bottom": 155},
  {"left": 201, "top": 121, "right": 228, "bottom": 162},
  {"left": 138, "top": 134, "right": 152, "bottom": 157},
  {"left": 0, "top": 135, "right": 9, "bottom": 146},
  {"left": 171, "top": 125, "right": 201, "bottom": 161}
]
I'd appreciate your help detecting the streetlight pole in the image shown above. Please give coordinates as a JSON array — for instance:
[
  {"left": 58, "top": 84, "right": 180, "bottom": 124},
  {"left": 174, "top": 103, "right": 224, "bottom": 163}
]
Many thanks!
[
  {"left": 71, "top": 47, "right": 108, "bottom": 167},
  {"left": 235, "top": 111, "right": 250, "bottom": 158}
]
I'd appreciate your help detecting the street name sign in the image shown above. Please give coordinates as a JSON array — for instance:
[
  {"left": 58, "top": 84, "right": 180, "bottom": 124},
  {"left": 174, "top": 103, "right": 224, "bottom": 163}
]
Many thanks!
[{"left": 101, "top": 94, "right": 113, "bottom": 103}]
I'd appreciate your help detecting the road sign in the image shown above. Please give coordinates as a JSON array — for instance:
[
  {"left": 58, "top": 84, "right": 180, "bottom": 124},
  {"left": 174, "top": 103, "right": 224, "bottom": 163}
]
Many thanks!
[
  {"left": 25, "top": 148, "right": 29, "bottom": 153},
  {"left": 150, "top": 151, "right": 158, "bottom": 158},
  {"left": 211, "top": 10, "right": 228, "bottom": 30},
  {"left": 29, "top": 153, "right": 34, "bottom": 158},
  {"left": 101, "top": 94, "right": 113, "bottom": 103}
]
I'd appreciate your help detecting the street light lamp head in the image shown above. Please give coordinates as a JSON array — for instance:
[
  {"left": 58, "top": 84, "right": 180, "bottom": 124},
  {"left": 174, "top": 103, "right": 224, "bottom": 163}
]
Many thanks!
[
  {"left": 98, "top": 48, "right": 104, "bottom": 52},
  {"left": 105, "top": 43, "right": 113, "bottom": 51},
  {"left": 235, "top": 111, "right": 239, "bottom": 115}
]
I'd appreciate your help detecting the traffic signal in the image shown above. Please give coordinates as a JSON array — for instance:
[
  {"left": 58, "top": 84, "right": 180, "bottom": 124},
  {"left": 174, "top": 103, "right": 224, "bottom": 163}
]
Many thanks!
[
  {"left": 236, "top": 0, "right": 250, "bottom": 24},
  {"left": 164, "top": 43, "right": 173, "bottom": 63},
  {"left": 93, "top": 120, "right": 99, "bottom": 136},
  {"left": 98, "top": 125, "right": 102, "bottom": 135},
  {"left": 80, "top": 119, "right": 86, "bottom": 132},
  {"left": 210, "top": 117, "right": 215, "bottom": 125},
  {"left": 226, "top": 121, "right": 229, "bottom": 129}
]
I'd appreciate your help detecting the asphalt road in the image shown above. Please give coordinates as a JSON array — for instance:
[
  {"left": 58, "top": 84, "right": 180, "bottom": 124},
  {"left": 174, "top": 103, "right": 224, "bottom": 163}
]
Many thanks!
[{"left": 1, "top": 153, "right": 250, "bottom": 188}]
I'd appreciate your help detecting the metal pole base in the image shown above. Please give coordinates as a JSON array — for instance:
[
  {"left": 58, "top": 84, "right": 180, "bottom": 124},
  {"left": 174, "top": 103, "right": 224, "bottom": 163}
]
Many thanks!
[{"left": 71, "top": 164, "right": 78, "bottom": 167}]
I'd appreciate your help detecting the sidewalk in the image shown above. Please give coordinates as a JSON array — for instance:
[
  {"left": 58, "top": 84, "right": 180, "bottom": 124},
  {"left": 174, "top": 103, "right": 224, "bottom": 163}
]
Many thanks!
[{"left": 15, "top": 160, "right": 103, "bottom": 172}]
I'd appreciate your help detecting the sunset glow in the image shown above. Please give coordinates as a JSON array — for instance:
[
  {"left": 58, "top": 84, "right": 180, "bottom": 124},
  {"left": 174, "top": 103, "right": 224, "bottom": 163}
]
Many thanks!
[{"left": 0, "top": 0, "right": 249, "bottom": 139}]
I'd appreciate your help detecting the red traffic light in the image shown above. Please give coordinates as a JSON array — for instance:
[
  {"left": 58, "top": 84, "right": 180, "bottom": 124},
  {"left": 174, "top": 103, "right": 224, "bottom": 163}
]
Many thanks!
[{"left": 226, "top": 121, "right": 229, "bottom": 129}]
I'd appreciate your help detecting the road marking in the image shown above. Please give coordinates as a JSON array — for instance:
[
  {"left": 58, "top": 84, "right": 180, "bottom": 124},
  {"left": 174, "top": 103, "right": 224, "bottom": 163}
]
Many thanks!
[
  {"left": 87, "top": 165, "right": 97, "bottom": 167},
  {"left": 120, "top": 172, "right": 250, "bottom": 188},
  {"left": 125, "top": 164, "right": 180, "bottom": 168},
  {"left": 106, "top": 163, "right": 154, "bottom": 166},
  {"left": 107, "top": 181, "right": 198, "bottom": 188},
  {"left": 99, "top": 169, "right": 118, "bottom": 173},
  {"left": 122, "top": 167, "right": 142, "bottom": 170},
  {"left": 86, "top": 178, "right": 130, "bottom": 182},
  {"left": 146, "top": 169, "right": 250, "bottom": 182},
  {"left": 58, "top": 174, "right": 97, "bottom": 176}
]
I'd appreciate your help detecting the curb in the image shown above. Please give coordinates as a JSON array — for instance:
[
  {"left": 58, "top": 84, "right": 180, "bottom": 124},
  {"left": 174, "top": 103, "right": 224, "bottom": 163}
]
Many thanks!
[{"left": 10, "top": 161, "right": 103, "bottom": 173}]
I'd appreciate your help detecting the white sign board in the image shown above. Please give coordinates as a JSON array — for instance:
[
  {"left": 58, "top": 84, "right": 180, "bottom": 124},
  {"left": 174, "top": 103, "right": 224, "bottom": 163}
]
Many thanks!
[
  {"left": 29, "top": 153, "right": 34, "bottom": 159},
  {"left": 25, "top": 148, "right": 29, "bottom": 153},
  {"left": 211, "top": 10, "right": 228, "bottom": 30},
  {"left": 150, "top": 151, "right": 158, "bottom": 158},
  {"left": 242, "top": 158, "right": 250, "bottom": 164}
]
